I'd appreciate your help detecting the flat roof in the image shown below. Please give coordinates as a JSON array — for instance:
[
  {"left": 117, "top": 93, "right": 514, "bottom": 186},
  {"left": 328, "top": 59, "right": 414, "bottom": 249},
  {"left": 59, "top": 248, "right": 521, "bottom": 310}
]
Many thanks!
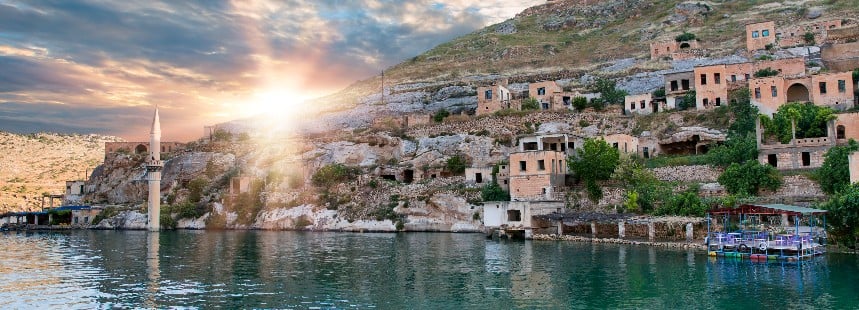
[{"left": 709, "top": 203, "right": 827, "bottom": 216}]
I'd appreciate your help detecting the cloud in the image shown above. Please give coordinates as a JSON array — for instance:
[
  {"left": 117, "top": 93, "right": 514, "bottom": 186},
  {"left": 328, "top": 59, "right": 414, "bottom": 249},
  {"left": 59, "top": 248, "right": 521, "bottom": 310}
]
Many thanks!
[{"left": 0, "top": 0, "right": 542, "bottom": 141}]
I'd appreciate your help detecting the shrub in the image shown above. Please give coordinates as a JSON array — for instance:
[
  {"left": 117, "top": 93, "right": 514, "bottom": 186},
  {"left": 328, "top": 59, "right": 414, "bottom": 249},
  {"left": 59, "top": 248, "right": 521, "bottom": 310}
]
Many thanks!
[
  {"left": 92, "top": 207, "right": 119, "bottom": 225},
  {"left": 765, "top": 43, "right": 775, "bottom": 50},
  {"left": 213, "top": 129, "right": 232, "bottom": 141},
  {"left": 446, "top": 155, "right": 467, "bottom": 175},
  {"left": 187, "top": 177, "right": 208, "bottom": 203},
  {"left": 817, "top": 140, "right": 859, "bottom": 195},
  {"left": 433, "top": 109, "right": 450, "bottom": 122},
  {"left": 312, "top": 164, "right": 356, "bottom": 188},
  {"left": 753, "top": 67, "right": 779, "bottom": 78},
  {"left": 675, "top": 32, "right": 696, "bottom": 42},
  {"left": 521, "top": 97, "right": 540, "bottom": 110},
  {"left": 717, "top": 160, "right": 782, "bottom": 196},
  {"left": 572, "top": 97, "right": 588, "bottom": 111},
  {"left": 677, "top": 91, "right": 696, "bottom": 111},
  {"left": 820, "top": 184, "right": 859, "bottom": 247},
  {"left": 756, "top": 55, "right": 774, "bottom": 61},
  {"left": 481, "top": 181, "right": 509, "bottom": 202},
  {"left": 652, "top": 87, "right": 665, "bottom": 98},
  {"left": 589, "top": 78, "right": 627, "bottom": 105},
  {"left": 706, "top": 134, "right": 758, "bottom": 167},
  {"left": 804, "top": 32, "right": 815, "bottom": 45},
  {"left": 655, "top": 187, "right": 708, "bottom": 217}
]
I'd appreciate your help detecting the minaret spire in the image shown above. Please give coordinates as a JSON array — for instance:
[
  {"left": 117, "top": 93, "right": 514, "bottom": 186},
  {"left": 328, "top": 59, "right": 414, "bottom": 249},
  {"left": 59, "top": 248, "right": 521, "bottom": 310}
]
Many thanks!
[{"left": 147, "top": 106, "right": 163, "bottom": 232}]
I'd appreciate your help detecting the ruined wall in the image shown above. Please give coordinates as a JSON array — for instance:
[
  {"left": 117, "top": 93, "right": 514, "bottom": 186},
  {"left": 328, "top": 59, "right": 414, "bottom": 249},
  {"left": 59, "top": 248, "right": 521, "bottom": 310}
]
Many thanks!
[
  {"left": 822, "top": 42, "right": 859, "bottom": 73},
  {"left": 624, "top": 93, "right": 654, "bottom": 115},
  {"left": 476, "top": 84, "right": 512, "bottom": 116}
]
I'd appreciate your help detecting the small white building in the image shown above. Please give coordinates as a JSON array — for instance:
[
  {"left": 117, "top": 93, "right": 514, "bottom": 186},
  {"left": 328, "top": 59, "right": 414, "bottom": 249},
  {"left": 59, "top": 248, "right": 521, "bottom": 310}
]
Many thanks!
[
  {"left": 64, "top": 180, "right": 86, "bottom": 204},
  {"left": 483, "top": 201, "right": 564, "bottom": 239}
]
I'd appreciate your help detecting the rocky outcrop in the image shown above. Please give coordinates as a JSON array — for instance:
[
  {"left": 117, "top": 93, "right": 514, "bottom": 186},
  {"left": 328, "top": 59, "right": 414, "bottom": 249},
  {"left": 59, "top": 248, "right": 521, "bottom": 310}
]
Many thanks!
[{"left": 659, "top": 127, "right": 726, "bottom": 144}]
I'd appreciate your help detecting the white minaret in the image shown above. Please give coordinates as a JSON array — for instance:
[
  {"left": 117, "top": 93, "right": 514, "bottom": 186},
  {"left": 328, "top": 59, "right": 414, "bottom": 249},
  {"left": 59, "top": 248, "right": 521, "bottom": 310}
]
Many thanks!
[{"left": 147, "top": 108, "right": 163, "bottom": 231}]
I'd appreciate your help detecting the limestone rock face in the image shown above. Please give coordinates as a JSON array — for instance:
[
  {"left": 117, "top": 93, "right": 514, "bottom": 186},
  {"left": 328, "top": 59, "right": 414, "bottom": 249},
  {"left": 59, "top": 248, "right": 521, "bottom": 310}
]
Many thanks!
[
  {"left": 495, "top": 20, "right": 517, "bottom": 34},
  {"left": 94, "top": 210, "right": 147, "bottom": 230},
  {"left": 659, "top": 127, "right": 726, "bottom": 144}
]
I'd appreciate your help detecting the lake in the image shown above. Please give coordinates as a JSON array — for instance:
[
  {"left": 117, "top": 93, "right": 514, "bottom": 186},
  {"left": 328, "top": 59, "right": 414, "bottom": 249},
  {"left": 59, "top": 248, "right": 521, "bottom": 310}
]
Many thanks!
[{"left": 1, "top": 230, "right": 858, "bottom": 309}]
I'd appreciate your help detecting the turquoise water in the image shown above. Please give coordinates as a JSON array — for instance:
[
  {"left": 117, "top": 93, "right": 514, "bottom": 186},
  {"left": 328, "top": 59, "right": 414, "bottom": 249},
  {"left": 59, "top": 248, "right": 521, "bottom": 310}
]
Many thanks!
[{"left": 1, "top": 230, "right": 858, "bottom": 309}]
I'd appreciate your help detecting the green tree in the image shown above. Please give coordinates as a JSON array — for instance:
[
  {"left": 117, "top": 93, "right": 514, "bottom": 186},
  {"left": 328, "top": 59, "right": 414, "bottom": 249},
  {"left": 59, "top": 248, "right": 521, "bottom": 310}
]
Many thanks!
[
  {"left": 677, "top": 91, "right": 696, "bottom": 111},
  {"left": 761, "top": 102, "right": 835, "bottom": 144},
  {"left": 612, "top": 156, "right": 670, "bottom": 213},
  {"left": 481, "top": 181, "right": 509, "bottom": 202},
  {"left": 652, "top": 87, "right": 666, "bottom": 98},
  {"left": 655, "top": 186, "right": 708, "bottom": 217},
  {"left": 717, "top": 160, "right": 782, "bottom": 196},
  {"left": 572, "top": 96, "right": 588, "bottom": 111},
  {"left": 818, "top": 140, "right": 859, "bottom": 195},
  {"left": 589, "top": 78, "right": 628, "bottom": 105},
  {"left": 187, "top": 177, "right": 208, "bottom": 203},
  {"left": 521, "top": 97, "right": 540, "bottom": 110},
  {"left": 446, "top": 155, "right": 467, "bottom": 175},
  {"left": 433, "top": 109, "right": 450, "bottom": 122},
  {"left": 569, "top": 139, "right": 620, "bottom": 201},
  {"left": 727, "top": 88, "right": 758, "bottom": 137},
  {"left": 820, "top": 184, "right": 859, "bottom": 247},
  {"left": 706, "top": 134, "right": 758, "bottom": 167}
]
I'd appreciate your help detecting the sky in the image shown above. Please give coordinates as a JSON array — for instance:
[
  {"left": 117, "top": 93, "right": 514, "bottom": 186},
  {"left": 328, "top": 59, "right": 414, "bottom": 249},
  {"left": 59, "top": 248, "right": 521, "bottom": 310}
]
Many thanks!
[{"left": 0, "top": 0, "right": 542, "bottom": 141}]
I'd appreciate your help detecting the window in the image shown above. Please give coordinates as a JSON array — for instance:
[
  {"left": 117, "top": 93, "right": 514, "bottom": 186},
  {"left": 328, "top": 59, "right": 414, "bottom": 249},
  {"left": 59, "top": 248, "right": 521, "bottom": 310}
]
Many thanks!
[
  {"left": 475, "top": 173, "right": 483, "bottom": 183},
  {"left": 567, "top": 142, "right": 575, "bottom": 149},
  {"left": 670, "top": 80, "right": 678, "bottom": 91},
  {"left": 643, "top": 147, "right": 650, "bottom": 159},
  {"left": 745, "top": 74, "right": 750, "bottom": 80},
  {"left": 703, "top": 98, "right": 709, "bottom": 106},
  {"left": 640, "top": 100, "right": 645, "bottom": 109},
  {"left": 519, "top": 161, "right": 527, "bottom": 171},
  {"left": 820, "top": 82, "right": 827, "bottom": 94},
  {"left": 681, "top": 79, "right": 690, "bottom": 90},
  {"left": 700, "top": 74, "right": 707, "bottom": 85},
  {"left": 715, "top": 73, "right": 721, "bottom": 84},
  {"left": 715, "top": 97, "right": 721, "bottom": 106},
  {"left": 802, "top": 152, "right": 811, "bottom": 167},
  {"left": 630, "top": 103, "right": 635, "bottom": 110},
  {"left": 752, "top": 31, "right": 759, "bottom": 38},
  {"left": 613, "top": 142, "right": 619, "bottom": 149},
  {"left": 771, "top": 85, "right": 778, "bottom": 97},
  {"left": 485, "top": 90, "right": 493, "bottom": 100},
  {"left": 838, "top": 125, "right": 846, "bottom": 139},
  {"left": 762, "top": 29, "right": 770, "bottom": 37},
  {"left": 507, "top": 210, "right": 521, "bottom": 222},
  {"left": 767, "top": 154, "right": 778, "bottom": 167},
  {"left": 839, "top": 80, "right": 847, "bottom": 93},
  {"left": 537, "top": 87, "right": 546, "bottom": 96},
  {"left": 755, "top": 87, "right": 761, "bottom": 99},
  {"left": 731, "top": 75, "right": 737, "bottom": 82}
]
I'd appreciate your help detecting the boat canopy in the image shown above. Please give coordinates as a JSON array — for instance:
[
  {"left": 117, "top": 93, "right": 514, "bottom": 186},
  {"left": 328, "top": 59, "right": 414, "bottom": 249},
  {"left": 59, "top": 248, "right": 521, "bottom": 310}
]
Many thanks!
[{"left": 708, "top": 204, "right": 828, "bottom": 216}]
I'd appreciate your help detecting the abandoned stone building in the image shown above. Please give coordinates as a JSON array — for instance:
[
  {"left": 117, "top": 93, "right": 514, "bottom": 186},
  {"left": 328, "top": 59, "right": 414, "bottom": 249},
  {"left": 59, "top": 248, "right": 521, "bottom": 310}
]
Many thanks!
[
  {"left": 746, "top": 19, "right": 844, "bottom": 51},
  {"left": 624, "top": 93, "right": 657, "bottom": 115},
  {"left": 756, "top": 118, "right": 836, "bottom": 170},
  {"left": 495, "top": 164, "right": 510, "bottom": 191},
  {"left": 835, "top": 112, "right": 859, "bottom": 142},
  {"left": 602, "top": 133, "right": 640, "bottom": 155},
  {"left": 104, "top": 142, "right": 185, "bottom": 159},
  {"left": 650, "top": 39, "right": 701, "bottom": 60},
  {"left": 822, "top": 42, "right": 859, "bottom": 73},
  {"left": 508, "top": 134, "right": 570, "bottom": 203},
  {"left": 482, "top": 200, "right": 565, "bottom": 239},
  {"left": 528, "top": 81, "right": 586, "bottom": 111},
  {"left": 664, "top": 70, "right": 694, "bottom": 109},
  {"left": 64, "top": 180, "right": 86, "bottom": 204},
  {"left": 476, "top": 80, "right": 515, "bottom": 116},
  {"left": 517, "top": 133, "right": 581, "bottom": 155},
  {"left": 693, "top": 58, "right": 805, "bottom": 110},
  {"left": 750, "top": 71, "right": 855, "bottom": 115},
  {"left": 465, "top": 167, "right": 494, "bottom": 186}
]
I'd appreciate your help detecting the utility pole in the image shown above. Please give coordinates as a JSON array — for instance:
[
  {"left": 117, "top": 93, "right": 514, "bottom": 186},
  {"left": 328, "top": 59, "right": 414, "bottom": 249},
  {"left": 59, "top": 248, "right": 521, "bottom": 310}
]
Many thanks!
[{"left": 381, "top": 70, "right": 385, "bottom": 105}]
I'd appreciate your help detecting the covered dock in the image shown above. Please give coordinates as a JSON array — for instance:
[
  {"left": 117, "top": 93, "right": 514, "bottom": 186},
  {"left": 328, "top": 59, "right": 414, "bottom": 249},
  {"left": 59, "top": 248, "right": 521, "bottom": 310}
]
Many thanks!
[{"left": 706, "top": 204, "right": 827, "bottom": 262}]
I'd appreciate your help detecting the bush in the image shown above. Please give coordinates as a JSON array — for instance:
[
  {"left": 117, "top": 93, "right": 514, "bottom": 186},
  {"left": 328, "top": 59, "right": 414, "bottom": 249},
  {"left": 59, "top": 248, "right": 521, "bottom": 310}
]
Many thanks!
[
  {"left": 753, "top": 67, "right": 779, "bottom": 78},
  {"left": 92, "top": 207, "right": 119, "bottom": 225},
  {"left": 655, "top": 187, "right": 708, "bottom": 217},
  {"left": 613, "top": 156, "right": 670, "bottom": 213},
  {"left": 312, "top": 164, "right": 357, "bottom": 188},
  {"left": 213, "top": 129, "right": 232, "bottom": 141},
  {"left": 706, "top": 134, "right": 758, "bottom": 167},
  {"left": 652, "top": 87, "right": 665, "bottom": 98},
  {"left": 589, "top": 78, "right": 627, "bottom": 105},
  {"left": 817, "top": 140, "right": 859, "bottom": 195},
  {"left": 765, "top": 43, "right": 774, "bottom": 50},
  {"left": 521, "top": 97, "right": 540, "bottom": 110},
  {"left": 572, "top": 97, "right": 588, "bottom": 111},
  {"left": 481, "top": 181, "right": 509, "bottom": 202},
  {"left": 433, "top": 109, "right": 450, "bottom": 122},
  {"left": 675, "top": 32, "right": 696, "bottom": 42},
  {"left": 717, "top": 160, "right": 782, "bottom": 196},
  {"left": 756, "top": 55, "right": 774, "bottom": 61},
  {"left": 677, "top": 91, "right": 696, "bottom": 111},
  {"left": 820, "top": 184, "right": 859, "bottom": 247},
  {"left": 569, "top": 139, "right": 620, "bottom": 201},
  {"left": 804, "top": 32, "right": 815, "bottom": 45},
  {"left": 187, "top": 177, "right": 208, "bottom": 203},
  {"left": 446, "top": 155, "right": 467, "bottom": 175}
]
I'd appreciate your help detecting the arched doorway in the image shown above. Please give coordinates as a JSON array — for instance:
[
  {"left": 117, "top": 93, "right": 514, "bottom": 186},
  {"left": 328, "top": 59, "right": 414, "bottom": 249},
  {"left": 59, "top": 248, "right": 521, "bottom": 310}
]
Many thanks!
[
  {"left": 786, "top": 83, "right": 810, "bottom": 102},
  {"left": 679, "top": 42, "right": 691, "bottom": 49},
  {"left": 135, "top": 144, "right": 148, "bottom": 154}
]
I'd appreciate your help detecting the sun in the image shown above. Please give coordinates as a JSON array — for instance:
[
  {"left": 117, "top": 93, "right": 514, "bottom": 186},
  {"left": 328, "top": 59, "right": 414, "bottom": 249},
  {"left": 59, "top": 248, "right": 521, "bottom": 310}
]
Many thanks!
[{"left": 247, "top": 88, "right": 311, "bottom": 119}]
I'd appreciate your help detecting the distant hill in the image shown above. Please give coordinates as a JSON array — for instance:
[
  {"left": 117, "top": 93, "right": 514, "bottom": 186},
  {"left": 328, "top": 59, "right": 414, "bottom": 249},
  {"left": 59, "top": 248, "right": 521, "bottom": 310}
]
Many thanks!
[
  {"left": 0, "top": 132, "right": 123, "bottom": 213},
  {"left": 313, "top": 0, "right": 859, "bottom": 112}
]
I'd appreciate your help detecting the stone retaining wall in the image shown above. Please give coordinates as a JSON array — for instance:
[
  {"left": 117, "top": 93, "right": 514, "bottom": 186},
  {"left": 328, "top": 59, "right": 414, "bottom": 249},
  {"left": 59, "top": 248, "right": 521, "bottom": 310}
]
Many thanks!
[{"left": 532, "top": 234, "right": 707, "bottom": 251}]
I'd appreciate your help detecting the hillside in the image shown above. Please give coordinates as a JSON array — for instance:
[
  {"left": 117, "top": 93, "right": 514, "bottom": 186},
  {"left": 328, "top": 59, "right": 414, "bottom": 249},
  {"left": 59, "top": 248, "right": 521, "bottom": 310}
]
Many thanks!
[
  {"left": 312, "top": 0, "right": 859, "bottom": 113},
  {"left": 0, "top": 132, "right": 123, "bottom": 213}
]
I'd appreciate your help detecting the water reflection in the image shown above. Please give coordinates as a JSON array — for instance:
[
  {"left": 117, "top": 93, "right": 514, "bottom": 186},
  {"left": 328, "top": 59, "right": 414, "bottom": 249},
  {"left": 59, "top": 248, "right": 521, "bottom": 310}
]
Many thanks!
[
  {"left": 145, "top": 232, "right": 159, "bottom": 309},
  {"left": 1, "top": 231, "right": 858, "bottom": 308}
]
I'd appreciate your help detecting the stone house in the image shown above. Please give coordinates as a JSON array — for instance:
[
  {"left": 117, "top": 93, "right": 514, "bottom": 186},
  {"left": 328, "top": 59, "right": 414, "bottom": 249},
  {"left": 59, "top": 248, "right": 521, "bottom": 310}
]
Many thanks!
[
  {"left": 508, "top": 150, "right": 567, "bottom": 201},
  {"left": 756, "top": 118, "right": 836, "bottom": 170},
  {"left": 835, "top": 112, "right": 859, "bottom": 142},
  {"left": 476, "top": 80, "right": 514, "bottom": 116},
  {"left": 693, "top": 58, "right": 805, "bottom": 110},
  {"left": 528, "top": 81, "right": 583, "bottom": 111},
  {"left": 650, "top": 39, "right": 701, "bottom": 60},
  {"left": 64, "top": 180, "right": 86, "bottom": 204},
  {"left": 624, "top": 93, "right": 656, "bottom": 115},
  {"left": 496, "top": 164, "right": 510, "bottom": 192},
  {"left": 602, "top": 133, "right": 639, "bottom": 155},
  {"left": 746, "top": 20, "right": 843, "bottom": 51},
  {"left": 71, "top": 206, "right": 103, "bottom": 226},
  {"left": 482, "top": 201, "right": 565, "bottom": 239},
  {"left": 664, "top": 70, "right": 694, "bottom": 110},
  {"left": 465, "top": 167, "right": 494, "bottom": 185},
  {"left": 750, "top": 71, "right": 854, "bottom": 116},
  {"left": 517, "top": 133, "right": 581, "bottom": 156}
]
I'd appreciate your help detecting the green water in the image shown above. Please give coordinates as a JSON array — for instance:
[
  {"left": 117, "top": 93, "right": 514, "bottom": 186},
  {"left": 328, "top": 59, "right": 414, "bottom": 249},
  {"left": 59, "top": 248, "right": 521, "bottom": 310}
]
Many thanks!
[{"left": 1, "top": 230, "right": 858, "bottom": 309}]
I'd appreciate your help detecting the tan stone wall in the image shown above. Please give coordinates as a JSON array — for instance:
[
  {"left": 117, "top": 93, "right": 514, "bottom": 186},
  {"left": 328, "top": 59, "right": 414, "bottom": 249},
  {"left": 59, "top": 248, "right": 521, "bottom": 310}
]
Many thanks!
[
  {"left": 405, "top": 113, "right": 432, "bottom": 127},
  {"left": 810, "top": 72, "right": 854, "bottom": 109},
  {"left": 510, "top": 174, "right": 553, "bottom": 200},
  {"left": 602, "top": 134, "right": 639, "bottom": 154},
  {"left": 529, "top": 81, "right": 561, "bottom": 104},
  {"left": 822, "top": 42, "right": 859, "bottom": 72},
  {"left": 836, "top": 113, "right": 859, "bottom": 142},
  {"left": 509, "top": 151, "right": 566, "bottom": 200},
  {"left": 746, "top": 21, "right": 776, "bottom": 51},
  {"left": 750, "top": 76, "right": 786, "bottom": 115}
]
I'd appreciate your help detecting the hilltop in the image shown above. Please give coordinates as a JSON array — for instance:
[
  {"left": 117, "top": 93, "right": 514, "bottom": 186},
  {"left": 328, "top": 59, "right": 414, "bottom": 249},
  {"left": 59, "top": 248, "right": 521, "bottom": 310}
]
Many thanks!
[{"left": 0, "top": 132, "right": 122, "bottom": 213}]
